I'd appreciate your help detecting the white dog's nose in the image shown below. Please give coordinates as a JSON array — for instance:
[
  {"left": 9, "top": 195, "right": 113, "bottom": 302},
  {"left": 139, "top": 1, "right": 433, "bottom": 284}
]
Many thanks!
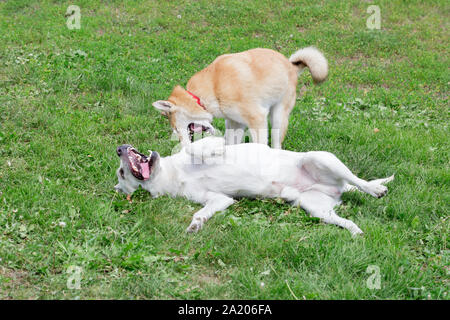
[{"left": 117, "top": 144, "right": 132, "bottom": 157}]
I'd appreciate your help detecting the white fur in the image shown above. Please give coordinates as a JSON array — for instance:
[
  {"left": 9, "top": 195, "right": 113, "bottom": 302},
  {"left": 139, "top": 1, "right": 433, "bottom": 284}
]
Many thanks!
[
  {"left": 115, "top": 137, "right": 394, "bottom": 235},
  {"left": 289, "top": 46, "right": 328, "bottom": 83}
]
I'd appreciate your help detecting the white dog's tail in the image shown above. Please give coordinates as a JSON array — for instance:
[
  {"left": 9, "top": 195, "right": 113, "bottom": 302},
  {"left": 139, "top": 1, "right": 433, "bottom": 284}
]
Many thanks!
[{"left": 289, "top": 47, "right": 328, "bottom": 83}]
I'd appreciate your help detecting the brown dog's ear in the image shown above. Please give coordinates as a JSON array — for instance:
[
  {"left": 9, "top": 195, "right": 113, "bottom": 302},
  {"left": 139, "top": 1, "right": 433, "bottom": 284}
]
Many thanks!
[{"left": 152, "top": 100, "right": 174, "bottom": 115}]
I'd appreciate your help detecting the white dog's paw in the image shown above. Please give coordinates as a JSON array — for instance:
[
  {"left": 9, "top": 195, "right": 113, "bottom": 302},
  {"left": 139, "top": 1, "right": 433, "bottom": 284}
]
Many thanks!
[
  {"left": 363, "top": 182, "right": 388, "bottom": 199},
  {"left": 202, "top": 141, "right": 225, "bottom": 159},
  {"left": 351, "top": 227, "right": 364, "bottom": 237},
  {"left": 185, "top": 137, "right": 225, "bottom": 158},
  {"left": 211, "top": 146, "right": 225, "bottom": 156},
  {"left": 186, "top": 217, "right": 204, "bottom": 233}
]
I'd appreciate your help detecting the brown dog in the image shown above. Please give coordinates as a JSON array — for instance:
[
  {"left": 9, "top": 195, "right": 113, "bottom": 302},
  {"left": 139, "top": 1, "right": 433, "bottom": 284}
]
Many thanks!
[{"left": 153, "top": 47, "right": 328, "bottom": 148}]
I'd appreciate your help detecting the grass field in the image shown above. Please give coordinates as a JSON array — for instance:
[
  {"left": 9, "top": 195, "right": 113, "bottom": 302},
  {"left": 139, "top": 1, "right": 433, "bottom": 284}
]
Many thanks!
[{"left": 0, "top": 0, "right": 448, "bottom": 299}]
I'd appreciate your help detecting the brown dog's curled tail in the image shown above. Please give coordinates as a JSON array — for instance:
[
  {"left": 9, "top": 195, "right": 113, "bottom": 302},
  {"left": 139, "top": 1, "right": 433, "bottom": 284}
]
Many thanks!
[{"left": 289, "top": 47, "right": 328, "bottom": 83}]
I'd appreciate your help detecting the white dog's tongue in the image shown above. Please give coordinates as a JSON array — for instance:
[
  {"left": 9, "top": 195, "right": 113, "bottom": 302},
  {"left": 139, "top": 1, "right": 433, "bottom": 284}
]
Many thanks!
[{"left": 141, "top": 162, "right": 150, "bottom": 180}]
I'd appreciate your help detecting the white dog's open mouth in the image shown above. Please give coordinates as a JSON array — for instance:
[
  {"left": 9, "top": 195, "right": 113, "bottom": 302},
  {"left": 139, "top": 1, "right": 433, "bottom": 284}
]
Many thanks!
[{"left": 126, "top": 147, "right": 153, "bottom": 180}]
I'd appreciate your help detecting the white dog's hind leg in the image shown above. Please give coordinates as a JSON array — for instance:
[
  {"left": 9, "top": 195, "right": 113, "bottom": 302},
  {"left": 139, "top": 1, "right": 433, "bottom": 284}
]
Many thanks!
[
  {"left": 303, "top": 152, "right": 393, "bottom": 199},
  {"left": 294, "top": 190, "right": 363, "bottom": 236},
  {"left": 186, "top": 192, "right": 234, "bottom": 233},
  {"left": 343, "top": 175, "right": 395, "bottom": 194},
  {"left": 280, "top": 186, "right": 303, "bottom": 204},
  {"left": 345, "top": 175, "right": 394, "bottom": 198},
  {"left": 316, "top": 208, "right": 364, "bottom": 236}
]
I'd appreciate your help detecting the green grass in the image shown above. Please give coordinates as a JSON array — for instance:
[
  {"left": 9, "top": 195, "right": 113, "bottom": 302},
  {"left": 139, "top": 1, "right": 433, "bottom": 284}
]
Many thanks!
[{"left": 0, "top": 0, "right": 448, "bottom": 299}]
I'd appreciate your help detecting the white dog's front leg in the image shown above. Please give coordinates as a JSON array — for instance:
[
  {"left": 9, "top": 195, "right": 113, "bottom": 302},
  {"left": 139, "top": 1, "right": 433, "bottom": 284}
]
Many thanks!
[{"left": 186, "top": 192, "right": 234, "bottom": 233}]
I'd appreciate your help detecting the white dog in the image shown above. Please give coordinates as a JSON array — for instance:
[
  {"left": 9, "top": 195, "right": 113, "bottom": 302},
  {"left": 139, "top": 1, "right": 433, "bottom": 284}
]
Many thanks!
[{"left": 115, "top": 137, "right": 393, "bottom": 235}]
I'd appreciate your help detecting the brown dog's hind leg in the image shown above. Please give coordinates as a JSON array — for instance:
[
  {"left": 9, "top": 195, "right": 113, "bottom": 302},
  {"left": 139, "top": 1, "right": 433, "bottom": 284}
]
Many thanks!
[
  {"left": 246, "top": 107, "right": 269, "bottom": 145},
  {"left": 270, "top": 90, "right": 296, "bottom": 149}
]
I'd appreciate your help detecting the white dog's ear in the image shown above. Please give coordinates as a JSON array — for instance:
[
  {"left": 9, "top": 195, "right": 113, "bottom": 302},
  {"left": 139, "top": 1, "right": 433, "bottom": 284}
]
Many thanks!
[{"left": 152, "top": 100, "right": 174, "bottom": 116}]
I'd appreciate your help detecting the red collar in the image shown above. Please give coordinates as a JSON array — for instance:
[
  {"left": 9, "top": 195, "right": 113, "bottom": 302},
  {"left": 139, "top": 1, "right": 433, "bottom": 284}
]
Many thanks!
[{"left": 186, "top": 90, "right": 206, "bottom": 111}]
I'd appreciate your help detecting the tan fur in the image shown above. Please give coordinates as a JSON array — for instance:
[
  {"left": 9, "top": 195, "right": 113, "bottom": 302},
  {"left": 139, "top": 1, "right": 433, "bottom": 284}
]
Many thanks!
[
  {"left": 165, "top": 85, "right": 209, "bottom": 135},
  {"left": 153, "top": 47, "right": 328, "bottom": 148},
  {"left": 168, "top": 85, "right": 206, "bottom": 116}
]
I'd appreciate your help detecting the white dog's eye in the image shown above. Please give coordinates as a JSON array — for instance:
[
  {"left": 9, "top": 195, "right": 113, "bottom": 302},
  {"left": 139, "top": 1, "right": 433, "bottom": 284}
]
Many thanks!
[{"left": 119, "top": 168, "right": 125, "bottom": 179}]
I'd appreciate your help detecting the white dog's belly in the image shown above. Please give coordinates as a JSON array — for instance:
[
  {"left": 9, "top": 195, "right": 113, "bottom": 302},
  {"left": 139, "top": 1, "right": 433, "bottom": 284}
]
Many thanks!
[
  {"left": 179, "top": 143, "right": 347, "bottom": 202},
  {"left": 183, "top": 148, "right": 340, "bottom": 199},
  {"left": 188, "top": 164, "right": 281, "bottom": 198}
]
